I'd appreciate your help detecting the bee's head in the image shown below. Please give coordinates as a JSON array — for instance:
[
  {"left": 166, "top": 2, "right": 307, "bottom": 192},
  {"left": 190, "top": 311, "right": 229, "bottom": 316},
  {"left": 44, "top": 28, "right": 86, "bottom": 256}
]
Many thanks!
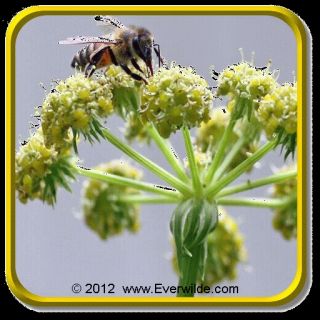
[{"left": 133, "top": 28, "right": 154, "bottom": 76}]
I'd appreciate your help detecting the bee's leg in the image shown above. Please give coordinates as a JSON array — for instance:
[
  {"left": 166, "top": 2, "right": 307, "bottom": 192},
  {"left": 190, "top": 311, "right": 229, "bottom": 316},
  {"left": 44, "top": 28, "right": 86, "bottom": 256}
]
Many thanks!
[
  {"left": 120, "top": 64, "right": 148, "bottom": 84},
  {"left": 130, "top": 58, "right": 144, "bottom": 74},
  {"left": 154, "top": 44, "right": 166, "bottom": 67},
  {"left": 84, "top": 63, "right": 96, "bottom": 77}
]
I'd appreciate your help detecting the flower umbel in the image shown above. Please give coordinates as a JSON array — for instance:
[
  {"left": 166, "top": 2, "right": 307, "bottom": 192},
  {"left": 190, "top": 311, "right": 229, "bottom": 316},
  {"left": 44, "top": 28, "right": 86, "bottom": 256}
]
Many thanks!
[
  {"left": 140, "top": 64, "right": 213, "bottom": 138},
  {"left": 217, "top": 62, "right": 276, "bottom": 100},
  {"left": 257, "top": 83, "right": 297, "bottom": 158},
  {"left": 41, "top": 74, "right": 113, "bottom": 152},
  {"left": 82, "top": 160, "right": 142, "bottom": 240},
  {"left": 217, "top": 62, "right": 277, "bottom": 120},
  {"left": 271, "top": 165, "right": 297, "bottom": 240},
  {"left": 15, "top": 129, "right": 75, "bottom": 205}
]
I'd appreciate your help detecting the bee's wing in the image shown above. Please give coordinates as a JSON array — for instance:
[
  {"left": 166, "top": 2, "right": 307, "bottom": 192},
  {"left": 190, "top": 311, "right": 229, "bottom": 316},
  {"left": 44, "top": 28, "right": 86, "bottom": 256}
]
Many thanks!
[
  {"left": 94, "top": 16, "right": 127, "bottom": 37},
  {"left": 58, "top": 36, "right": 120, "bottom": 45},
  {"left": 94, "top": 16, "right": 126, "bottom": 30}
]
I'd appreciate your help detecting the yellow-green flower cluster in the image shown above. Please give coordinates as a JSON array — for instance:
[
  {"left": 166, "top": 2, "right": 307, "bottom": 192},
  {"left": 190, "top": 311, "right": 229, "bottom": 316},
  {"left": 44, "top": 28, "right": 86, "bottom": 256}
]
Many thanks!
[
  {"left": 196, "top": 109, "right": 235, "bottom": 152},
  {"left": 140, "top": 65, "right": 213, "bottom": 138},
  {"left": 41, "top": 73, "right": 113, "bottom": 150},
  {"left": 196, "top": 109, "right": 260, "bottom": 172},
  {"left": 82, "top": 160, "right": 142, "bottom": 240},
  {"left": 272, "top": 165, "right": 297, "bottom": 240},
  {"left": 15, "top": 129, "right": 74, "bottom": 205},
  {"left": 217, "top": 62, "right": 276, "bottom": 100},
  {"left": 257, "top": 83, "right": 297, "bottom": 138},
  {"left": 203, "top": 210, "right": 246, "bottom": 286}
]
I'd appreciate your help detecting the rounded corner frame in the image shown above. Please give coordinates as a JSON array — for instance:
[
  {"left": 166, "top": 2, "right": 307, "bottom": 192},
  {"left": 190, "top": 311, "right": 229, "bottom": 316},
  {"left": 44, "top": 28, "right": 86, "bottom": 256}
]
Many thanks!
[{"left": 5, "top": 5, "right": 309, "bottom": 309}]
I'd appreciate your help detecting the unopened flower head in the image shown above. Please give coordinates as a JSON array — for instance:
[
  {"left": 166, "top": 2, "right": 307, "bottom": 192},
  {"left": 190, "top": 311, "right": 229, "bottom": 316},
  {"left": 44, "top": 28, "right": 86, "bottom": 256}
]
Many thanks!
[
  {"left": 217, "top": 62, "right": 277, "bottom": 100},
  {"left": 41, "top": 74, "right": 113, "bottom": 151},
  {"left": 15, "top": 129, "right": 75, "bottom": 205},
  {"left": 82, "top": 160, "right": 142, "bottom": 240},
  {"left": 140, "top": 64, "right": 213, "bottom": 138},
  {"left": 272, "top": 165, "right": 297, "bottom": 240}
]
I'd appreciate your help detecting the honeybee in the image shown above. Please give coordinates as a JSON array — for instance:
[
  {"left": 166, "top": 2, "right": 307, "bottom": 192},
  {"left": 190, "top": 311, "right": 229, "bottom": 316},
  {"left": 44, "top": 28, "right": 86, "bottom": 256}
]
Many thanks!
[{"left": 59, "top": 16, "right": 163, "bottom": 83}]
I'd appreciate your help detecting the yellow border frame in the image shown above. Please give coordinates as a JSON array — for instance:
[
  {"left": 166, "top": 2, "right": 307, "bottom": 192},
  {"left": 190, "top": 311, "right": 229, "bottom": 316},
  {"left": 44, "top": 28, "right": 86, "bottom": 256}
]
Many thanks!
[{"left": 5, "top": 5, "right": 308, "bottom": 308}]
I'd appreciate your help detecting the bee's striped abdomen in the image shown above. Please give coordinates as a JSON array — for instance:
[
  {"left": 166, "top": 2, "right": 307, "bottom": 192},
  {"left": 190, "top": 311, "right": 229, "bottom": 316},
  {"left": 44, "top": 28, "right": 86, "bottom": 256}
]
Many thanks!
[{"left": 71, "top": 43, "right": 102, "bottom": 69}]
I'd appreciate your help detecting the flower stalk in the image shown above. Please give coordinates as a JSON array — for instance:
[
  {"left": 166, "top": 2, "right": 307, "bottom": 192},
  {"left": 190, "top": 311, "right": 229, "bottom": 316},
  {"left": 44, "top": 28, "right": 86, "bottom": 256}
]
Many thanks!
[
  {"left": 205, "top": 139, "right": 277, "bottom": 198},
  {"left": 217, "top": 196, "right": 294, "bottom": 208},
  {"left": 118, "top": 194, "right": 181, "bottom": 204},
  {"left": 147, "top": 124, "right": 190, "bottom": 183},
  {"left": 75, "top": 165, "right": 181, "bottom": 199},
  {"left": 213, "top": 134, "right": 247, "bottom": 181},
  {"left": 177, "top": 243, "right": 204, "bottom": 297},
  {"left": 204, "top": 116, "right": 237, "bottom": 185},
  {"left": 217, "top": 169, "right": 297, "bottom": 197},
  {"left": 182, "top": 126, "right": 203, "bottom": 198},
  {"left": 101, "top": 127, "right": 193, "bottom": 196}
]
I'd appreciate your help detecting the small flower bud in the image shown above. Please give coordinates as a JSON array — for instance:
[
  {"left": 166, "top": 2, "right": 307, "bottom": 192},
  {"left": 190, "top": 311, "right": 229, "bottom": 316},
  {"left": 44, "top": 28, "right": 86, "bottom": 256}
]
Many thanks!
[
  {"left": 15, "top": 129, "right": 75, "bottom": 205},
  {"left": 140, "top": 64, "right": 213, "bottom": 138},
  {"left": 271, "top": 165, "right": 297, "bottom": 240},
  {"left": 82, "top": 160, "right": 142, "bottom": 240}
]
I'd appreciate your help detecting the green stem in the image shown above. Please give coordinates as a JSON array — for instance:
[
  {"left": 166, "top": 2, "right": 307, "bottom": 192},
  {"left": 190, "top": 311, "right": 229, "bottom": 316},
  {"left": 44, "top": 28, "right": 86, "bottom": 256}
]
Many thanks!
[
  {"left": 101, "top": 128, "right": 192, "bottom": 196},
  {"left": 213, "top": 135, "right": 247, "bottom": 181},
  {"left": 217, "top": 196, "right": 292, "bottom": 208},
  {"left": 147, "top": 124, "right": 190, "bottom": 183},
  {"left": 118, "top": 194, "right": 181, "bottom": 204},
  {"left": 204, "top": 115, "right": 236, "bottom": 186},
  {"left": 74, "top": 165, "right": 181, "bottom": 199},
  {"left": 217, "top": 169, "right": 297, "bottom": 198},
  {"left": 177, "top": 244, "right": 202, "bottom": 297},
  {"left": 205, "top": 139, "right": 276, "bottom": 198},
  {"left": 182, "top": 126, "right": 203, "bottom": 198}
]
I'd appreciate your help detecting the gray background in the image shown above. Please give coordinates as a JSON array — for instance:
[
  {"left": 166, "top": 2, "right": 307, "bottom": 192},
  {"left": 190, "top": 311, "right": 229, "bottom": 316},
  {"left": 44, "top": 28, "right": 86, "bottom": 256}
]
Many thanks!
[{"left": 15, "top": 15, "right": 296, "bottom": 297}]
